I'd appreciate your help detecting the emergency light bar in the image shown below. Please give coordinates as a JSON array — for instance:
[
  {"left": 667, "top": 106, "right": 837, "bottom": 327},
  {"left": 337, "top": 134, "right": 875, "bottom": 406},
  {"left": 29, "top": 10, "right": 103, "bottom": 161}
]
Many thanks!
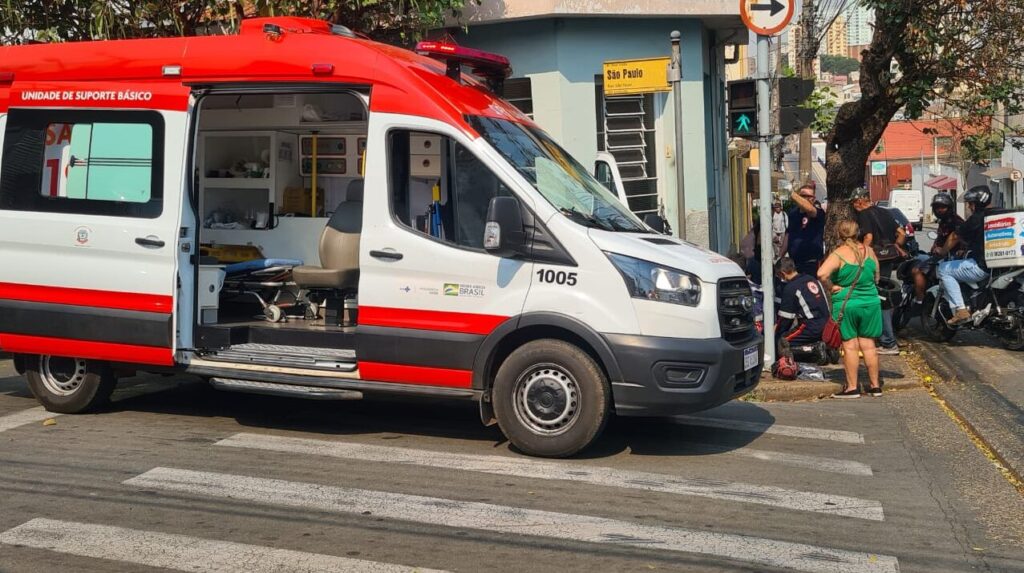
[{"left": 415, "top": 41, "right": 511, "bottom": 92}]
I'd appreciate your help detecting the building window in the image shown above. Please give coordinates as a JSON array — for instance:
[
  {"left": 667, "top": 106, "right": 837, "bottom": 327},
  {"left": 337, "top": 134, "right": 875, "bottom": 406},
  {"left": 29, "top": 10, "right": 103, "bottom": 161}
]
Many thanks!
[
  {"left": 503, "top": 78, "right": 533, "bottom": 118},
  {"left": 388, "top": 129, "right": 510, "bottom": 249},
  {"left": 1, "top": 109, "right": 164, "bottom": 218},
  {"left": 594, "top": 75, "right": 658, "bottom": 215}
]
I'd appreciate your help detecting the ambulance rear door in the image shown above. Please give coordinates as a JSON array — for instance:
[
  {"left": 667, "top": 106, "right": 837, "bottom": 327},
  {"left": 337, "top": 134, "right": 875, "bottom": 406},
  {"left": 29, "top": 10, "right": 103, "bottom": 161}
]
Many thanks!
[{"left": 0, "top": 82, "right": 191, "bottom": 367}]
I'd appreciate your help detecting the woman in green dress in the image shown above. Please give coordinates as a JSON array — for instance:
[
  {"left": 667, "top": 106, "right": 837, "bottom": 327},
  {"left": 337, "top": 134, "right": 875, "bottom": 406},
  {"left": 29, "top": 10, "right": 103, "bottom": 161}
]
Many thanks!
[{"left": 817, "top": 219, "right": 883, "bottom": 398}]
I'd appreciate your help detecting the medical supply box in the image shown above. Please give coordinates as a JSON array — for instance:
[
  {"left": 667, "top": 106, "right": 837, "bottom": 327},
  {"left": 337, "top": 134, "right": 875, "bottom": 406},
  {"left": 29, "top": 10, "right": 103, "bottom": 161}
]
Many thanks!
[{"left": 984, "top": 211, "right": 1024, "bottom": 268}]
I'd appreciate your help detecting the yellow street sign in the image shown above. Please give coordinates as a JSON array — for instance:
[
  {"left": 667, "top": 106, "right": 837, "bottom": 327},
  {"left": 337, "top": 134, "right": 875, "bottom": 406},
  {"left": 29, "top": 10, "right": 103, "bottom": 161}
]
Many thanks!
[{"left": 602, "top": 58, "right": 671, "bottom": 96}]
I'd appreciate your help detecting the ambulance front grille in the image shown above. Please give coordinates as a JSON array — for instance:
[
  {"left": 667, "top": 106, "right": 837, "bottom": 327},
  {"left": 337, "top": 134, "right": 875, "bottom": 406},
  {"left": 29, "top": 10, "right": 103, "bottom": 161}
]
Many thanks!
[
  {"left": 718, "top": 278, "right": 757, "bottom": 345},
  {"left": 201, "top": 343, "right": 357, "bottom": 372}
]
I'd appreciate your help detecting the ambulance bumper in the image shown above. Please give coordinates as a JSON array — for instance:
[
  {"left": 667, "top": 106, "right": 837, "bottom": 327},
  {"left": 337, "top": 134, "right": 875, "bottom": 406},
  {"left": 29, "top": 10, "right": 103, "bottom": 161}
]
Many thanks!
[{"left": 602, "top": 334, "right": 763, "bottom": 417}]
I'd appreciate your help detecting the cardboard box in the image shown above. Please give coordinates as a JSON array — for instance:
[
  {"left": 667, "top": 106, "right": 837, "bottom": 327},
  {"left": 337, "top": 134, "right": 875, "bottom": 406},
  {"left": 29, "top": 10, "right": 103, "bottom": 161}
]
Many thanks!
[
  {"left": 282, "top": 186, "right": 325, "bottom": 216},
  {"left": 984, "top": 211, "right": 1024, "bottom": 268}
]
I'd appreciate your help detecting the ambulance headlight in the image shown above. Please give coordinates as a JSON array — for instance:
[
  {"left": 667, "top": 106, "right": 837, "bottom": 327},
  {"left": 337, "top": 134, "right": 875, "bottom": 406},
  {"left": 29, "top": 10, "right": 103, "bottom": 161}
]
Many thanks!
[{"left": 606, "top": 253, "right": 701, "bottom": 306}]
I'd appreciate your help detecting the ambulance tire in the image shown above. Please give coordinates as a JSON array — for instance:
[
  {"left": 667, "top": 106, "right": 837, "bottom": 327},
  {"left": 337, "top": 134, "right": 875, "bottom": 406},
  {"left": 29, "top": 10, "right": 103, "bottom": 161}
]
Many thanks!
[
  {"left": 25, "top": 355, "right": 116, "bottom": 414},
  {"left": 493, "top": 339, "right": 611, "bottom": 458}
]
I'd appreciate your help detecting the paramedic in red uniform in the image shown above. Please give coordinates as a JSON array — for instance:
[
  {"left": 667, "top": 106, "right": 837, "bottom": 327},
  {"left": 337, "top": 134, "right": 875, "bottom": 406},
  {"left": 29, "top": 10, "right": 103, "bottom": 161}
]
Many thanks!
[{"left": 774, "top": 256, "right": 831, "bottom": 354}]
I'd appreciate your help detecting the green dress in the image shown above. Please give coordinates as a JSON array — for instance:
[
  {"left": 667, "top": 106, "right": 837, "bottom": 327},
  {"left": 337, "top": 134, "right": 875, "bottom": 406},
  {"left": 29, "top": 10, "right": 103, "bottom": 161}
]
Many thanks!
[{"left": 830, "top": 250, "right": 882, "bottom": 341}]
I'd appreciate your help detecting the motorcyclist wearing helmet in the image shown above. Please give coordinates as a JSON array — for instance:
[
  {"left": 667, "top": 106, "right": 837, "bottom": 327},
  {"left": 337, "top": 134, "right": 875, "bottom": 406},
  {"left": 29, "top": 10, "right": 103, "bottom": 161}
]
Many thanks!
[
  {"left": 937, "top": 186, "right": 995, "bottom": 325},
  {"left": 911, "top": 192, "right": 963, "bottom": 304}
]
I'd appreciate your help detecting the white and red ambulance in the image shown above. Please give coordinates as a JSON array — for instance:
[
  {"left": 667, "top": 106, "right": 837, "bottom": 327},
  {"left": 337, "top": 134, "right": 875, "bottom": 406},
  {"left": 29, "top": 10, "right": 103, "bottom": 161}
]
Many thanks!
[{"left": 0, "top": 18, "right": 761, "bottom": 457}]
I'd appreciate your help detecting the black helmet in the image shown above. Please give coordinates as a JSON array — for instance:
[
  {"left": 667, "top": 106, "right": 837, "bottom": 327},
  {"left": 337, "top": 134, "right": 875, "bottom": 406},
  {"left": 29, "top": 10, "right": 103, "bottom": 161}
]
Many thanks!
[
  {"left": 963, "top": 185, "right": 992, "bottom": 208},
  {"left": 930, "top": 192, "right": 954, "bottom": 217}
]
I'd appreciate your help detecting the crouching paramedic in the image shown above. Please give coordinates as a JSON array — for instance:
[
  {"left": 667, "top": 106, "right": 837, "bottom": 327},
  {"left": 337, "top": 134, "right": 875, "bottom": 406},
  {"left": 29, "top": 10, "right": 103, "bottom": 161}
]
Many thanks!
[{"left": 775, "top": 256, "right": 831, "bottom": 354}]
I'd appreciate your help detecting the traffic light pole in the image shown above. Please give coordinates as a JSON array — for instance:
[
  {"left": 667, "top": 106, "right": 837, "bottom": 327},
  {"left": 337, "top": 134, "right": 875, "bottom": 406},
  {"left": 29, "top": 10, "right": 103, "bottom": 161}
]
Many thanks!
[{"left": 756, "top": 33, "right": 776, "bottom": 368}]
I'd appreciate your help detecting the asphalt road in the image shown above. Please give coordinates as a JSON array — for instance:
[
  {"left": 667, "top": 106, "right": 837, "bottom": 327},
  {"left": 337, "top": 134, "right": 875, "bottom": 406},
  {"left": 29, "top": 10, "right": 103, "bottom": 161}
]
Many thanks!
[{"left": 1, "top": 360, "right": 1022, "bottom": 573}]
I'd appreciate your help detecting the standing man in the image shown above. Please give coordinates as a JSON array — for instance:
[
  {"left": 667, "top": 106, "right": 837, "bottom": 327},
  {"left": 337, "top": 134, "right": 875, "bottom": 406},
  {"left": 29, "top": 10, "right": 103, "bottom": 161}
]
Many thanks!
[
  {"left": 851, "top": 187, "right": 905, "bottom": 355},
  {"left": 771, "top": 201, "right": 788, "bottom": 259},
  {"left": 781, "top": 183, "right": 825, "bottom": 276},
  {"left": 938, "top": 186, "right": 996, "bottom": 325}
]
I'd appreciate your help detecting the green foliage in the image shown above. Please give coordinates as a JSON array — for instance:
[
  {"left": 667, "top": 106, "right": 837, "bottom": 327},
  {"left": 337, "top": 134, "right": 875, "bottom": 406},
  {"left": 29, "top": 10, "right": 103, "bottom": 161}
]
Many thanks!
[
  {"left": 781, "top": 63, "right": 797, "bottom": 78},
  {"left": 0, "top": 0, "right": 475, "bottom": 44},
  {"left": 804, "top": 87, "right": 838, "bottom": 134},
  {"left": 819, "top": 55, "right": 859, "bottom": 76},
  {"left": 827, "top": 0, "right": 1024, "bottom": 192}
]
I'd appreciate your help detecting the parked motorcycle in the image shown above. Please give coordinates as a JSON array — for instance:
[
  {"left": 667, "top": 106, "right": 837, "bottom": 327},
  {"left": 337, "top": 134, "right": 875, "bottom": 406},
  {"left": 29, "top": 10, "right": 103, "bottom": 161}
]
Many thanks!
[{"left": 921, "top": 261, "right": 1024, "bottom": 350}]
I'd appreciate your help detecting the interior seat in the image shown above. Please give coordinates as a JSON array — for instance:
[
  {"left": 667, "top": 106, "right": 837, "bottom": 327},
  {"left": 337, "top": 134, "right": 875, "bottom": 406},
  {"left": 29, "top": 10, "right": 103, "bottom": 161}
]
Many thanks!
[{"left": 292, "top": 180, "right": 362, "bottom": 290}]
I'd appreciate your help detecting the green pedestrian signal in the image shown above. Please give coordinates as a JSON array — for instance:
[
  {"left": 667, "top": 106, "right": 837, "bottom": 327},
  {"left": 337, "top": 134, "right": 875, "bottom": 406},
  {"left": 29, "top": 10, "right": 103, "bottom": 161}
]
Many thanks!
[
  {"left": 727, "top": 79, "right": 758, "bottom": 139},
  {"left": 729, "top": 109, "right": 758, "bottom": 138},
  {"left": 736, "top": 113, "right": 752, "bottom": 133}
]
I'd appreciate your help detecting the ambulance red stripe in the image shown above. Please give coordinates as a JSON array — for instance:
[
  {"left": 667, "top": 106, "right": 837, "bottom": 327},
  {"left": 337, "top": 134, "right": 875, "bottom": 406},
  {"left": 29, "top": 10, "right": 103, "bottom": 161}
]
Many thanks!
[
  {"left": 0, "top": 333, "right": 174, "bottom": 366},
  {"left": 0, "top": 282, "right": 173, "bottom": 314},
  {"left": 359, "top": 306, "right": 507, "bottom": 335},
  {"left": 358, "top": 361, "right": 473, "bottom": 388}
]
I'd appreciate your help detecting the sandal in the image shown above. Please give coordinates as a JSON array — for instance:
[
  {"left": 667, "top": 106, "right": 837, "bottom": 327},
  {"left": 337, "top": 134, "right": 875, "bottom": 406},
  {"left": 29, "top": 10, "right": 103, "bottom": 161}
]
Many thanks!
[{"left": 831, "top": 388, "right": 861, "bottom": 399}]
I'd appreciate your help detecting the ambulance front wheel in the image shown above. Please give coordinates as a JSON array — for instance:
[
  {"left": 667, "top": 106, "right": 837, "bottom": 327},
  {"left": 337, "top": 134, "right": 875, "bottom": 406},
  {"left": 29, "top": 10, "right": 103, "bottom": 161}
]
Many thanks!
[
  {"left": 24, "top": 355, "right": 117, "bottom": 414},
  {"left": 492, "top": 339, "right": 611, "bottom": 458}
]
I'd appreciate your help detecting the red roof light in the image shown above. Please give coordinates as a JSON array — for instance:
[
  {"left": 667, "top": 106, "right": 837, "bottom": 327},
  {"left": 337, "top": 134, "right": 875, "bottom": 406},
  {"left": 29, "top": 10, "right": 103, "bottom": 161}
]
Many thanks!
[
  {"left": 415, "top": 41, "right": 511, "bottom": 90},
  {"left": 0, "top": 72, "right": 13, "bottom": 84}
]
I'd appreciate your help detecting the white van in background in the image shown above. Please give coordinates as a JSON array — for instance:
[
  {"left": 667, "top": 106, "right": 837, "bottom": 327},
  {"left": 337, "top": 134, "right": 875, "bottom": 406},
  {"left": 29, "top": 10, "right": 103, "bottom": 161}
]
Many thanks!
[{"left": 889, "top": 189, "right": 923, "bottom": 230}]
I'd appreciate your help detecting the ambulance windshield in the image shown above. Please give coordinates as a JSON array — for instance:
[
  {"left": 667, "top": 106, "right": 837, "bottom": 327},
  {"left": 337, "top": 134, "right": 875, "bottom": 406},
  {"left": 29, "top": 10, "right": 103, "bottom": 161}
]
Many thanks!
[{"left": 468, "top": 116, "right": 646, "bottom": 232}]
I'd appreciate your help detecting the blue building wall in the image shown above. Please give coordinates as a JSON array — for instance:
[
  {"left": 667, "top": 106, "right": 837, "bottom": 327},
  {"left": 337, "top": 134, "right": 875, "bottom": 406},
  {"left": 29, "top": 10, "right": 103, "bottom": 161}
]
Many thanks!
[{"left": 456, "top": 18, "right": 733, "bottom": 252}]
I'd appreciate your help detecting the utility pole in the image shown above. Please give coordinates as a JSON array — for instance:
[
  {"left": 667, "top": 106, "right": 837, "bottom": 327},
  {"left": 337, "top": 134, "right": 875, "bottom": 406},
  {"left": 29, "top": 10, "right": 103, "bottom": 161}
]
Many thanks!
[
  {"left": 757, "top": 35, "right": 776, "bottom": 367},
  {"left": 669, "top": 31, "right": 687, "bottom": 240},
  {"left": 796, "top": 0, "right": 816, "bottom": 191}
]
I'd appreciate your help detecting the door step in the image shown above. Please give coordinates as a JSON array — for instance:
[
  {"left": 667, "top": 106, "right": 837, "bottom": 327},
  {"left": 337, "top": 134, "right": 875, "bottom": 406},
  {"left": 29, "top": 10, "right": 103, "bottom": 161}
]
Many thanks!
[
  {"left": 210, "top": 378, "right": 363, "bottom": 400},
  {"left": 200, "top": 343, "right": 357, "bottom": 373}
]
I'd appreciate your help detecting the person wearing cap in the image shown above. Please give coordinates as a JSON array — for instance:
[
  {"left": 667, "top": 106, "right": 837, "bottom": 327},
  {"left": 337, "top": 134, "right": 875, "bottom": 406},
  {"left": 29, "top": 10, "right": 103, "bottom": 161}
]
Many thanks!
[
  {"left": 781, "top": 183, "right": 825, "bottom": 276},
  {"left": 851, "top": 186, "right": 904, "bottom": 355}
]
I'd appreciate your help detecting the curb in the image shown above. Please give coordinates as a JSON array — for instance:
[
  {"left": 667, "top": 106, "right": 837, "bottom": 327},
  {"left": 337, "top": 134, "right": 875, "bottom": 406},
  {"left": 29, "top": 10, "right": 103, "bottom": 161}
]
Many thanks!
[{"left": 746, "top": 354, "right": 922, "bottom": 402}]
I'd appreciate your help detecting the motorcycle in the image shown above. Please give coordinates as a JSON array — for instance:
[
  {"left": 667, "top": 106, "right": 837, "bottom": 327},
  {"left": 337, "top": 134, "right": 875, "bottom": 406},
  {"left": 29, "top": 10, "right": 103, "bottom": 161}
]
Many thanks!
[
  {"left": 892, "top": 253, "right": 938, "bottom": 331},
  {"left": 921, "top": 258, "right": 1024, "bottom": 350}
]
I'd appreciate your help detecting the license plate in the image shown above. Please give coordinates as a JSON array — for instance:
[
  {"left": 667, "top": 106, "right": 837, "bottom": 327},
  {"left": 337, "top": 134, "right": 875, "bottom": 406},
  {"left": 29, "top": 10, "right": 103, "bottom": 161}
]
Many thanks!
[{"left": 743, "top": 345, "right": 759, "bottom": 371}]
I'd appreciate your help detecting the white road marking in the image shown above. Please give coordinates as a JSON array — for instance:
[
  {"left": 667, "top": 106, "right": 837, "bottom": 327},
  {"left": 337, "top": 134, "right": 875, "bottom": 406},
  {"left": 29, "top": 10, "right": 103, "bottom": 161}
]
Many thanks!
[
  {"left": 674, "top": 415, "right": 866, "bottom": 444},
  {"left": 725, "top": 446, "right": 873, "bottom": 476},
  {"left": 0, "top": 407, "right": 59, "bottom": 433},
  {"left": 0, "top": 518, "right": 447, "bottom": 573},
  {"left": 125, "top": 467, "right": 898, "bottom": 573},
  {"left": 216, "top": 433, "right": 882, "bottom": 520}
]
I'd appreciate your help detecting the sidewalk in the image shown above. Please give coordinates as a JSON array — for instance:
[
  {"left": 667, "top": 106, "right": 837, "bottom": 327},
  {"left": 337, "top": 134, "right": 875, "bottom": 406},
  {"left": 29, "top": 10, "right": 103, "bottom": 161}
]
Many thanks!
[{"left": 749, "top": 350, "right": 923, "bottom": 402}]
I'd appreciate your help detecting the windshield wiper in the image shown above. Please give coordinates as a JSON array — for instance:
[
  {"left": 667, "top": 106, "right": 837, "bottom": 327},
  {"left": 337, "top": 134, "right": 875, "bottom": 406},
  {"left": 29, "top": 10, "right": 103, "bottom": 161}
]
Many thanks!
[{"left": 561, "top": 207, "right": 613, "bottom": 231}]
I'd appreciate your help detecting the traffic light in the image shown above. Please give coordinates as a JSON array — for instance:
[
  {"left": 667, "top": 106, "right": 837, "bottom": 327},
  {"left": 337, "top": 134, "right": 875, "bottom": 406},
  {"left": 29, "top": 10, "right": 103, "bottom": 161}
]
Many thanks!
[
  {"left": 728, "top": 80, "right": 758, "bottom": 139},
  {"left": 778, "top": 77, "right": 815, "bottom": 135}
]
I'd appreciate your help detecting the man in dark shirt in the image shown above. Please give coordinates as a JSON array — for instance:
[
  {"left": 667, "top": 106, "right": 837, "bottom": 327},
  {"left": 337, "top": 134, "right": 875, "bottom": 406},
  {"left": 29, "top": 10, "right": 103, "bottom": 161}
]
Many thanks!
[
  {"left": 911, "top": 192, "right": 963, "bottom": 303},
  {"left": 782, "top": 183, "right": 825, "bottom": 276},
  {"left": 938, "top": 186, "right": 996, "bottom": 325},
  {"left": 774, "top": 257, "right": 831, "bottom": 354},
  {"left": 851, "top": 187, "right": 904, "bottom": 354}
]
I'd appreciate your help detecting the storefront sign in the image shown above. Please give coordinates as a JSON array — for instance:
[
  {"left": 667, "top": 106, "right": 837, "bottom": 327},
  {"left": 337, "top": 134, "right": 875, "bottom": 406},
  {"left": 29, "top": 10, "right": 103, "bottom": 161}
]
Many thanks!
[
  {"left": 870, "top": 161, "right": 887, "bottom": 176},
  {"left": 603, "top": 58, "right": 671, "bottom": 96}
]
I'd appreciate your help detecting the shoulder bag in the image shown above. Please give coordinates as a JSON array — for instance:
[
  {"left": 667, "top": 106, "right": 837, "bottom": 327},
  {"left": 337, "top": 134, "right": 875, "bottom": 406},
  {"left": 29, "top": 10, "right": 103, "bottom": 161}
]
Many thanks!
[{"left": 821, "top": 255, "right": 865, "bottom": 349}]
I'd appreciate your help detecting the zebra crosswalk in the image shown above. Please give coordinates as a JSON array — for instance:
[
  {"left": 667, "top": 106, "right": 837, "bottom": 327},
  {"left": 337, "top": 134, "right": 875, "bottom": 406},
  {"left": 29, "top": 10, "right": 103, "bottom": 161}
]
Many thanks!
[{"left": 0, "top": 404, "right": 903, "bottom": 572}]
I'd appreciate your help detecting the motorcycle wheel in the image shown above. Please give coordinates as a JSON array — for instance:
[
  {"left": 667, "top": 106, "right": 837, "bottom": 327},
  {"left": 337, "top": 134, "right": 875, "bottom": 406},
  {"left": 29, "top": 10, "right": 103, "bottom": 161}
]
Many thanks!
[
  {"left": 921, "top": 293, "right": 956, "bottom": 343},
  {"left": 1000, "top": 296, "right": 1024, "bottom": 351},
  {"left": 893, "top": 303, "right": 912, "bottom": 331}
]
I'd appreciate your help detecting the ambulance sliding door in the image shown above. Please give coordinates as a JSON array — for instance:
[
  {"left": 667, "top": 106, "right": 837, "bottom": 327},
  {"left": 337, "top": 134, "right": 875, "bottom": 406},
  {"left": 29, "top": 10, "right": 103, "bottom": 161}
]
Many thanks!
[{"left": 0, "top": 88, "right": 189, "bottom": 367}]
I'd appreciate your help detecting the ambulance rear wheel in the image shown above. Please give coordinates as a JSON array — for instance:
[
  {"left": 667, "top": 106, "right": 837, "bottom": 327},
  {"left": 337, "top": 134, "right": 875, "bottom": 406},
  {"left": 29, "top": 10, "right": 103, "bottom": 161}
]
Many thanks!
[
  {"left": 492, "top": 339, "right": 610, "bottom": 458},
  {"left": 25, "top": 355, "right": 116, "bottom": 414}
]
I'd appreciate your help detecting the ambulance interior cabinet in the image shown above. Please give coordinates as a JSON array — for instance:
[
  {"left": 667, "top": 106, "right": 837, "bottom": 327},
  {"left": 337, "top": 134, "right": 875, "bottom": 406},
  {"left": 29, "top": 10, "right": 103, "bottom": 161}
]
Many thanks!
[{"left": 199, "top": 131, "right": 289, "bottom": 229}]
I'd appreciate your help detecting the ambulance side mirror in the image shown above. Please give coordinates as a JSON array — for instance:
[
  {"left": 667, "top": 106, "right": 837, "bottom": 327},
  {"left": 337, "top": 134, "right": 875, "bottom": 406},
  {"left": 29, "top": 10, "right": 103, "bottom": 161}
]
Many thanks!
[{"left": 483, "top": 196, "right": 528, "bottom": 258}]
